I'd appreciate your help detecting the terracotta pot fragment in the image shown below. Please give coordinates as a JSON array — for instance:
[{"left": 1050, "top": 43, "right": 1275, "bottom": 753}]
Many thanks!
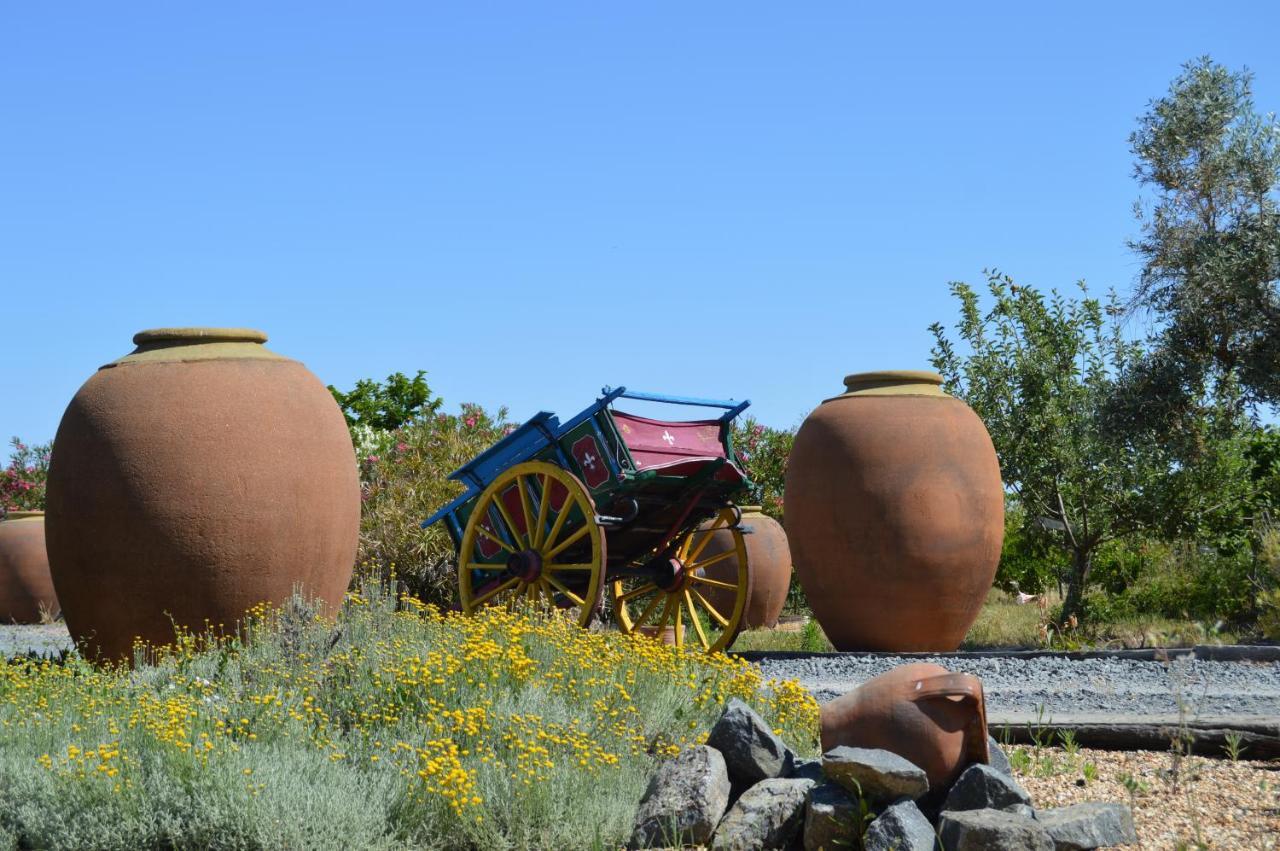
[
  {"left": 45, "top": 328, "right": 359, "bottom": 661},
  {"left": 0, "top": 511, "right": 58, "bottom": 623},
  {"left": 819, "top": 662, "right": 989, "bottom": 792}
]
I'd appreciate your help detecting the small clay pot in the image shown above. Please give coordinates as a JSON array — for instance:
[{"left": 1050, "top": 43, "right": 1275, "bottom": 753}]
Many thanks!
[
  {"left": 819, "top": 662, "right": 989, "bottom": 792},
  {"left": 46, "top": 328, "right": 359, "bottom": 661},
  {"left": 0, "top": 511, "right": 59, "bottom": 623},
  {"left": 784, "top": 371, "right": 1004, "bottom": 651},
  {"left": 697, "top": 507, "right": 792, "bottom": 629},
  {"left": 637, "top": 624, "right": 677, "bottom": 645}
]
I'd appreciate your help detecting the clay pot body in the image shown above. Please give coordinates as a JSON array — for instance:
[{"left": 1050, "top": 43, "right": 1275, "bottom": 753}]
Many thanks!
[
  {"left": 699, "top": 507, "right": 792, "bottom": 629},
  {"left": 819, "top": 662, "right": 989, "bottom": 792},
  {"left": 0, "top": 511, "right": 59, "bottom": 622},
  {"left": 45, "top": 328, "right": 359, "bottom": 661},
  {"left": 784, "top": 371, "right": 1003, "bottom": 651}
]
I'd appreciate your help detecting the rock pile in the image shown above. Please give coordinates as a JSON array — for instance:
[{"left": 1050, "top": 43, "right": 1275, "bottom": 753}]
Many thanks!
[{"left": 629, "top": 698, "right": 1137, "bottom": 850}]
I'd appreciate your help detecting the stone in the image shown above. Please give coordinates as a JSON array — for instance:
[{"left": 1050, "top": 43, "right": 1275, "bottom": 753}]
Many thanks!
[
  {"left": 942, "top": 763, "right": 1032, "bottom": 812},
  {"left": 788, "top": 758, "right": 825, "bottom": 783},
  {"left": 1036, "top": 802, "right": 1138, "bottom": 849},
  {"left": 629, "top": 745, "right": 730, "bottom": 849},
  {"left": 821, "top": 746, "right": 929, "bottom": 804},
  {"left": 986, "top": 735, "right": 1012, "bottom": 776},
  {"left": 711, "top": 777, "right": 815, "bottom": 851},
  {"left": 706, "top": 698, "right": 796, "bottom": 792},
  {"left": 802, "top": 782, "right": 859, "bottom": 851},
  {"left": 938, "top": 809, "right": 1054, "bottom": 851},
  {"left": 862, "top": 799, "right": 937, "bottom": 851}
]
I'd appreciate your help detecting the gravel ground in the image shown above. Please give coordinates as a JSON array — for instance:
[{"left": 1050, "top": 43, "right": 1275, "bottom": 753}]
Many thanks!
[
  {"left": 0, "top": 623, "right": 72, "bottom": 659},
  {"left": 751, "top": 653, "right": 1280, "bottom": 723},
  {"left": 1017, "top": 745, "right": 1280, "bottom": 850}
]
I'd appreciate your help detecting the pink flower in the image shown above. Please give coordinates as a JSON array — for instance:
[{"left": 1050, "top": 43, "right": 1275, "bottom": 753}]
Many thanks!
[
  {"left": 396, "top": 442, "right": 408, "bottom": 453},
  {"left": 366, "top": 455, "right": 379, "bottom": 463},
  {"left": 465, "top": 417, "right": 477, "bottom": 428}
]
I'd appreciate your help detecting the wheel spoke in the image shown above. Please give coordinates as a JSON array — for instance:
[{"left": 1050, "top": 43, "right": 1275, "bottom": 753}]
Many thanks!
[
  {"left": 543, "top": 562, "right": 597, "bottom": 571},
  {"left": 470, "top": 576, "right": 519, "bottom": 608},
  {"left": 674, "top": 601, "right": 683, "bottom": 646},
  {"left": 685, "top": 528, "right": 719, "bottom": 565},
  {"left": 544, "top": 523, "right": 590, "bottom": 560},
  {"left": 684, "top": 590, "right": 709, "bottom": 650},
  {"left": 544, "top": 574, "right": 586, "bottom": 606},
  {"left": 475, "top": 522, "right": 516, "bottom": 556},
  {"left": 464, "top": 561, "right": 505, "bottom": 571},
  {"left": 532, "top": 473, "right": 551, "bottom": 548},
  {"left": 654, "top": 594, "right": 675, "bottom": 629},
  {"left": 617, "top": 582, "right": 658, "bottom": 603},
  {"left": 631, "top": 591, "right": 665, "bottom": 630},
  {"left": 492, "top": 494, "right": 527, "bottom": 550},
  {"left": 541, "top": 495, "right": 575, "bottom": 554},
  {"left": 690, "top": 575, "right": 738, "bottom": 591},
  {"left": 516, "top": 475, "right": 536, "bottom": 548},
  {"left": 687, "top": 549, "right": 737, "bottom": 571},
  {"left": 690, "top": 588, "right": 729, "bottom": 627}
]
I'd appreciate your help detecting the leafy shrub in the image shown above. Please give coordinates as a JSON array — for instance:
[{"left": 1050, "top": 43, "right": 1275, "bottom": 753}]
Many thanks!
[
  {"left": 1, "top": 437, "right": 51, "bottom": 514},
  {"left": 0, "top": 584, "right": 818, "bottom": 850},
  {"left": 731, "top": 417, "right": 794, "bottom": 521},
  {"left": 357, "top": 403, "right": 509, "bottom": 607}
]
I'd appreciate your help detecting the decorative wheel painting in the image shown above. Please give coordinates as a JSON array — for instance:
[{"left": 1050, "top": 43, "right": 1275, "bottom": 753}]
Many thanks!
[
  {"left": 458, "top": 461, "right": 605, "bottom": 627},
  {"left": 609, "top": 508, "right": 751, "bottom": 652}
]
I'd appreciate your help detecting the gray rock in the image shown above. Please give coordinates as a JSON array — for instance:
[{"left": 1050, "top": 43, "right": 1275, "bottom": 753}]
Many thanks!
[
  {"left": 629, "top": 745, "right": 730, "bottom": 849},
  {"left": 938, "top": 809, "right": 1054, "bottom": 851},
  {"left": 788, "top": 758, "right": 825, "bottom": 783},
  {"left": 863, "top": 799, "right": 937, "bottom": 851},
  {"left": 802, "top": 782, "right": 859, "bottom": 851},
  {"left": 1006, "top": 803, "right": 1037, "bottom": 819},
  {"left": 1036, "top": 802, "right": 1138, "bottom": 849},
  {"left": 986, "top": 735, "right": 1013, "bottom": 776},
  {"left": 821, "top": 746, "right": 929, "bottom": 804},
  {"left": 707, "top": 698, "right": 796, "bottom": 793},
  {"left": 712, "top": 777, "right": 815, "bottom": 851},
  {"left": 942, "top": 763, "right": 1032, "bottom": 812}
]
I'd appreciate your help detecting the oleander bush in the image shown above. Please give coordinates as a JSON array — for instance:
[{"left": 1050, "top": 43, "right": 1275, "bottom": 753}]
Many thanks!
[
  {"left": 0, "top": 583, "right": 818, "bottom": 850},
  {"left": 0, "top": 437, "right": 50, "bottom": 515}
]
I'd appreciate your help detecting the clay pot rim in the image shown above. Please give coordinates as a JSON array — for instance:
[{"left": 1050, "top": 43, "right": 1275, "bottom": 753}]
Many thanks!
[
  {"left": 823, "top": 370, "right": 949, "bottom": 402},
  {"left": 1, "top": 510, "right": 44, "bottom": 520},
  {"left": 133, "top": 328, "right": 268, "bottom": 345}
]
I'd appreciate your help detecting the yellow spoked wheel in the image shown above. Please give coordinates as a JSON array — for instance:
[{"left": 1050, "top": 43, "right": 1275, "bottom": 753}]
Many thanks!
[
  {"left": 458, "top": 461, "right": 605, "bottom": 627},
  {"left": 609, "top": 508, "right": 750, "bottom": 652}
]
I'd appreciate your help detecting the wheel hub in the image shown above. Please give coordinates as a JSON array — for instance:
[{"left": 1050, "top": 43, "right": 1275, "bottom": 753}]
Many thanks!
[
  {"left": 507, "top": 549, "right": 543, "bottom": 582},
  {"left": 651, "top": 556, "right": 687, "bottom": 593}
]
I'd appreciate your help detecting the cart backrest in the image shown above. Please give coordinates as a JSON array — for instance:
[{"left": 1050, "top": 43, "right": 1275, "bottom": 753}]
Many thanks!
[{"left": 611, "top": 410, "right": 730, "bottom": 474}]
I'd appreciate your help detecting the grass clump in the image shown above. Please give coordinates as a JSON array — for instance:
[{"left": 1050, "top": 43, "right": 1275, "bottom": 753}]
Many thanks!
[{"left": 0, "top": 585, "right": 818, "bottom": 850}]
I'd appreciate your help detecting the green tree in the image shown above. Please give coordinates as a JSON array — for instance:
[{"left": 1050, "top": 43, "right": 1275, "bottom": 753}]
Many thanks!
[
  {"left": 328, "top": 371, "right": 440, "bottom": 431},
  {"left": 1127, "top": 56, "right": 1280, "bottom": 412},
  {"left": 930, "top": 271, "right": 1253, "bottom": 621}
]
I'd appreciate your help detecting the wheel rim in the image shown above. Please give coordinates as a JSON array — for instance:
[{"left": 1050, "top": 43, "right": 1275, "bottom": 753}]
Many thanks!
[
  {"left": 609, "top": 508, "right": 750, "bottom": 652},
  {"left": 458, "top": 461, "right": 605, "bottom": 627}
]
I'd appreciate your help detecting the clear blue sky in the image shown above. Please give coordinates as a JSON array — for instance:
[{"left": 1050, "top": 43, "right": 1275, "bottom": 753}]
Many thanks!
[{"left": 4, "top": 2, "right": 1278, "bottom": 443}]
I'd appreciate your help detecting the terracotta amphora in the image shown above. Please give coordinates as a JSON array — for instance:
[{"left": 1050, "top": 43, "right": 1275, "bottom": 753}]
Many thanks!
[
  {"left": 0, "top": 511, "right": 59, "bottom": 623},
  {"left": 697, "top": 507, "right": 792, "bottom": 629},
  {"left": 784, "top": 371, "right": 1003, "bottom": 651},
  {"left": 45, "top": 328, "right": 359, "bottom": 661},
  {"left": 819, "top": 662, "right": 989, "bottom": 793}
]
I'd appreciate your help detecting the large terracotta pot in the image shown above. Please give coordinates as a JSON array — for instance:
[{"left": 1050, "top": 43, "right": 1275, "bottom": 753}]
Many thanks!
[
  {"left": 0, "top": 511, "right": 59, "bottom": 623},
  {"left": 698, "top": 507, "right": 792, "bottom": 629},
  {"left": 819, "top": 662, "right": 989, "bottom": 793},
  {"left": 784, "top": 371, "right": 1003, "bottom": 651},
  {"left": 45, "top": 328, "right": 359, "bottom": 661}
]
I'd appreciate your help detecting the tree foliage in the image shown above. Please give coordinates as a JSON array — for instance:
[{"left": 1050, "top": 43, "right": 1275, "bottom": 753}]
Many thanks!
[
  {"left": 1128, "top": 56, "right": 1280, "bottom": 412},
  {"left": 930, "top": 271, "right": 1254, "bottom": 620},
  {"left": 328, "top": 370, "right": 440, "bottom": 431}
]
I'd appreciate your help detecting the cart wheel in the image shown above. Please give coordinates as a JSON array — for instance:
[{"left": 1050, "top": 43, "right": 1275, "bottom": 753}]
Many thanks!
[
  {"left": 609, "top": 507, "right": 751, "bottom": 652},
  {"left": 458, "top": 460, "right": 605, "bottom": 628}
]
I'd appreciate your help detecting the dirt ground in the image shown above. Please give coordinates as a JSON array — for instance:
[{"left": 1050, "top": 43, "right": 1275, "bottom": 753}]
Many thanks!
[{"left": 1018, "top": 746, "right": 1280, "bottom": 849}]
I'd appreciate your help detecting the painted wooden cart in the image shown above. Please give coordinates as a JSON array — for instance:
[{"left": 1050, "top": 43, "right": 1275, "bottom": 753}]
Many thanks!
[{"left": 422, "top": 386, "right": 756, "bottom": 651}]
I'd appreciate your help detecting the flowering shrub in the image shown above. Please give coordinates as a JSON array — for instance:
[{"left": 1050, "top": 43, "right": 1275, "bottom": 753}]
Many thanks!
[
  {"left": 0, "top": 437, "right": 51, "bottom": 514},
  {"left": 356, "top": 402, "right": 509, "bottom": 607},
  {"left": 731, "top": 418, "right": 794, "bottom": 522},
  {"left": 0, "top": 584, "right": 818, "bottom": 849}
]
